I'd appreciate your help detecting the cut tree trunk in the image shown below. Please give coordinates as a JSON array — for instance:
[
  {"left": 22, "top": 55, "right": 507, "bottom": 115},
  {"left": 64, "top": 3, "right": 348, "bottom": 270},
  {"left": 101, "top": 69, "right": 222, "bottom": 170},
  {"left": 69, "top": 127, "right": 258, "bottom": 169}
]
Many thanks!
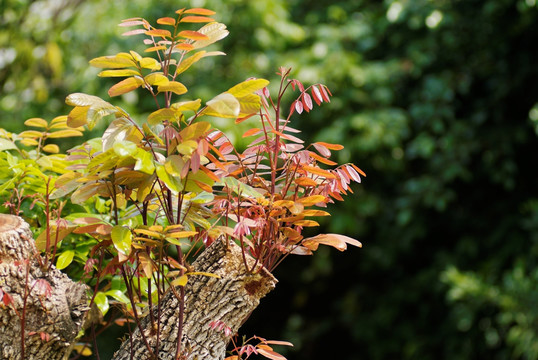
[
  {"left": 0, "top": 215, "right": 277, "bottom": 360},
  {"left": 0, "top": 214, "right": 88, "bottom": 360},
  {"left": 112, "top": 239, "right": 278, "bottom": 360}
]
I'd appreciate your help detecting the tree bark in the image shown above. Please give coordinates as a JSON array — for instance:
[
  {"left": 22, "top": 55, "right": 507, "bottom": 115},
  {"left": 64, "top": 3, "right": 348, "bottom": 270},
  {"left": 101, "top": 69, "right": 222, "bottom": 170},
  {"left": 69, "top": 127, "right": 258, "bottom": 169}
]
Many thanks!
[
  {"left": 0, "top": 214, "right": 88, "bottom": 360},
  {"left": 112, "top": 239, "right": 278, "bottom": 360},
  {"left": 0, "top": 215, "right": 277, "bottom": 360}
]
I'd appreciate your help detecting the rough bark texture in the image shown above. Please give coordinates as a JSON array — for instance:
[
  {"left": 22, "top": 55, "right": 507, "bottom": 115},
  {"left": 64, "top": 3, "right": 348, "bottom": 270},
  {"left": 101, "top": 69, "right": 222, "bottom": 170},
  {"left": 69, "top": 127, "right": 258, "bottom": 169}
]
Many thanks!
[
  {"left": 0, "top": 214, "right": 88, "bottom": 360},
  {"left": 112, "top": 239, "right": 278, "bottom": 360}
]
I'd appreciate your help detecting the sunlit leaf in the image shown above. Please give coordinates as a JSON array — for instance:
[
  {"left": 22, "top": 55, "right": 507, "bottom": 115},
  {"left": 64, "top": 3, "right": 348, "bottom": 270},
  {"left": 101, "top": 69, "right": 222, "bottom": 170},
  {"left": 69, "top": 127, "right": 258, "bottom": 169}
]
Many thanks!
[
  {"left": 157, "top": 17, "right": 176, "bottom": 25},
  {"left": 145, "top": 45, "right": 168, "bottom": 53},
  {"left": 178, "top": 30, "right": 209, "bottom": 40},
  {"left": 184, "top": 8, "right": 216, "bottom": 15},
  {"left": 105, "top": 289, "right": 130, "bottom": 304},
  {"left": 47, "top": 129, "right": 83, "bottom": 138},
  {"left": 180, "top": 16, "right": 215, "bottom": 23},
  {"left": 67, "top": 106, "right": 89, "bottom": 128},
  {"left": 89, "top": 54, "right": 136, "bottom": 68},
  {"left": 302, "top": 233, "right": 362, "bottom": 252},
  {"left": 19, "top": 130, "right": 43, "bottom": 139},
  {"left": 98, "top": 69, "right": 140, "bottom": 77},
  {"left": 301, "top": 209, "right": 331, "bottom": 217},
  {"left": 108, "top": 77, "right": 144, "bottom": 97},
  {"left": 139, "top": 57, "right": 161, "bottom": 70},
  {"left": 94, "top": 292, "right": 109, "bottom": 315},
  {"left": 315, "top": 141, "right": 343, "bottom": 150},
  {"left": 158, "top": 81, "right": 187, "bottom": 95},
  {"left": 297, "top": 195, "right": 327, "bottom": 206},
  {"left": 171, "top": 275, "right": 188, "bottom": 287},
  {"left": 301, "top": 165, "right": 336, "bottom": 179},
  {"left": 257, "top": 347, "right": 287, "bottom": 360},
  {"left": 145, "top": 73, "right": 169, "bottom": 86},
  {"left": 24, "top": 118, "right": 48, "bottom": 128},
  {"left": 171, "top": 99, "right": 202, "bottom": 113},
  {"left": 166, "top": 230, "right": 198, "bottom": 239},
  {"left": 42, "top": 144, "right": 60, "bottom": 154},
  {"left": 148, "top": 108, "right": 177, "bottom": 125},
  {"left": 175, "top": 51, "right": 206, "bottom": 75},
  {"left": 293, "top": 220, "right": 319, "bottom": 227},
  {"left": 192, "top": 22, "right": 229, "bottom": 49},
  {"left": 55, "top": 250, "right": 75, "bottom": 270},
  {"left": 294, "top": 177, "right": 318, "bottom": 187},
  {"left": 0, "top": 138, "right": 17, "bottom": 151},
  {"left": 111, "top": 225, "right": 132, "bottom": 255},
  {"left": 204, "top": 93, "right": 240, "bottom": 118},
  {"left": 145, "top": 29, "right": 171, "bottom": 37},
  {"left": 228, "top": 79, "right": 270, "bottom": 98}
]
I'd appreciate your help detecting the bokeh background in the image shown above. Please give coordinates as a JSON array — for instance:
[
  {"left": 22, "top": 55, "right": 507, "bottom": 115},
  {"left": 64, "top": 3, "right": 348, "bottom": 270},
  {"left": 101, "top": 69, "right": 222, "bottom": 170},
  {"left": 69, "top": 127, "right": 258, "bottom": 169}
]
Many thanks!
[{"left": 2, "top": 0, "right": 538, "bottom": 359}]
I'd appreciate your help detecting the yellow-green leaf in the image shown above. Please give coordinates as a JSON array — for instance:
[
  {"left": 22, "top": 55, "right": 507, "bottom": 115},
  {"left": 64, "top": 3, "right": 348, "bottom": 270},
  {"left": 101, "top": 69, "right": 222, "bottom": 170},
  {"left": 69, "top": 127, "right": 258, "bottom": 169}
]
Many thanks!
[
  {"left": 166, "top": 230, "right": 198, "bottom": 239},
  {"left": 175, "top": 51, "right": 206, "bottom": 75},
  {"left": 19, "top": 130, "right": 43, "bottom": 139},
  {"left": 171, "top": 99, "right": 201, "bottom": 113},
  {"left": 108, "top": 77, "right": 144, "bottom": 97},
  {"left": 192, "top": 22, "right": 229, "bottom": 49},
  {"left": 89, "top": 54, "right": 136, "bottom": 68},
  {"left": 228, "top": 79, "right": 270, "bottom": 98},
  {"left": 0, "top": 138, "right": 17, "bottom": 151},
  {"left": 171, "top": 274, "right": 188, "bottom": 287},
  {"left": 42, "top": 144, "right": 60, "bottom": 154},
  {"left": 145, "top": 29, "right": 171, "bottom": 37},
  {"left": 98, "top": 69, "right": 140, "bottom": 77},
  {"left": 145, "top": 73, "right": 169, "bottom": 86},
  {"left": 139, "top": 57, "right": 161, "bottom": 70},
  {"left": 157, "top": 81, "right": 187, "bottom": 95},
  {"left": 48, "top": 129, "right": 83, "bottom": 138},
  {"left": 111, "top": 225, "right": 132, "bottom": 256},
  {"left": 24, "top": 118, "right": 48, "bottom": 128},
  {"left": 56, "top": 250, "right": 75, "bottom": 270},
  {"left": 148, "top": 108, "right": 177, "bottom": 125},
  {"left": 203, "top": 93, "right": 240, "bottom": 118}
]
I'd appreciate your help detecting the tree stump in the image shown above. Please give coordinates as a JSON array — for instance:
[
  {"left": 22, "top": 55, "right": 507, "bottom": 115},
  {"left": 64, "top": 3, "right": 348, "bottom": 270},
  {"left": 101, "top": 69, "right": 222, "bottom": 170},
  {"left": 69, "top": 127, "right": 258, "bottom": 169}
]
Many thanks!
[
  {"left": 0, "top": 214, "right": 88, "bottom": 360},
  {"left": 112, "top": 239, "right": 278, "bottom": 360}
]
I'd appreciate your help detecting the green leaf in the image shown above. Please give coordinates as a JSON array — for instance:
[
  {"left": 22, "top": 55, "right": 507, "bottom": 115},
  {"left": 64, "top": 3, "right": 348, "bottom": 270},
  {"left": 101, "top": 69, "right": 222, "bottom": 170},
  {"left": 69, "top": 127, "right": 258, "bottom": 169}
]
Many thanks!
[
  {"left": 113, "top": 141, "right": 138, "bottom": 157},
  {"left": 204, "top": 93, "right": 240, "bottom": 118},
  {"left": 94, "top": 292, "right": 109, "bottom": 315},
  {"left": 164, "top": 155, "right": 186, "bottom": 177},
  {"left": 228, "top": 79, "right": 270, "bottom": 98},
  {"left": 220, "top": 177, "right": 263, "bottom": 199},
  {"left": 156, "top": 164, "right": 183, "bottom": 193},
  {"left": 105, "top": 289, "right": 130, "bottom": 304},
  {"left": 56, "top": 250, "right": 75, "bottom": 270},
  {"left": 111, "top": 225, "right": 132, "bottom": 256},
  {"left": 108, "top": 77, "right": 144, "bottom": 97},
  {"left": 134, "top": 148, "right": 155, "bottom": 174}
]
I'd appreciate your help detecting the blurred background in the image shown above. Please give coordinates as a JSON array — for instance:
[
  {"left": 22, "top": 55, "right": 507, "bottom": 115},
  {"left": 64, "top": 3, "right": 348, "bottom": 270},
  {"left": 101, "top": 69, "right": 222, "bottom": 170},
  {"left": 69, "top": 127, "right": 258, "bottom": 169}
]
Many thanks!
[{"left": 2, "top": 0, "right": 538, "bottom": 359}]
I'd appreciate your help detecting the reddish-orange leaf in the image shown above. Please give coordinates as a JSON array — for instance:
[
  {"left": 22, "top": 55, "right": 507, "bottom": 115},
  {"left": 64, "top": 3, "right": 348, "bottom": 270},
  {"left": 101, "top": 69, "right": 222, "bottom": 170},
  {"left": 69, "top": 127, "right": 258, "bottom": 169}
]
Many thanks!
[
  {"left": 200, "top": 165, "right": 220, "bottom": 182},
  {"left": 193, "top": 180, "right": 213, "bottom": 193},
  {"left": 184, "top": 8, "right": 216, "bottom": 15},
  {"left": 351, "top": 163, "right": 367, "bottom": 177},
  {"left": 293, "top": 220, "right": 319, "bottom": 227},
  {"left": 145, "top": 45, "right": 167, "bottom": 53},
  {"left": 303, "top": 233, "right": 362, "bottom": 252},
  {"left": 257, "top": 347, "right": 287, "bottom": 360},
  {"left": 108, "top": 77, "right": 143, "bottom": 97},
  {"left": 157, "top": 17, "right": 176, "bottom": 26},
  {"left": 301, "top": 165, "right": 336, "bottom": 179},
  {"left": 145, "top": 29, "right": 171, "bottom": 38},
  {"left": 242, "top": 128, "right": 261, "bottom": 137},
  {"left": 180, "top": 16, "right": 215, "bottom": 23},
  {"left": 315, "top": 141, "right": 343, "bottom": 151},
  {"left": 294, "top": 177, "right": 318, "bottom": 187},
  {"left": 311, "top": 85, "right": 323, "bottom": 105},
  {"left": 178, "top": 30, "right": 209, "bottom": 40},
  {"left": 173, "top": 43, "right": 195, "bottom": 51},
  {"left": 309, "top": 151, "right": 337, "bottom": 166},
  {"left": 319, "top": 85, "right": 331, "bottom": 102},
  {"left": 297, "top": 195, "right": 327, "bottom": 206}
]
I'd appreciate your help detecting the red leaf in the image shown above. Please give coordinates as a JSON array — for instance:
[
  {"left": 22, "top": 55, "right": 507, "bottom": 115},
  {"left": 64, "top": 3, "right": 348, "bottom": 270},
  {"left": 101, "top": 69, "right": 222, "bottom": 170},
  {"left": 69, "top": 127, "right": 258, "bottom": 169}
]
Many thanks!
[
  {"left": 311, "top": 85, "right": 322, "bottom": 105},
  {"left": 302, "top": 93, "right": 313, "bottom": 112},
  {"left": 242, "top": 128, "right": 261, "bottom": 137},
  {"left": 319, "top": 85, "right": 331, "bottom": 102}
]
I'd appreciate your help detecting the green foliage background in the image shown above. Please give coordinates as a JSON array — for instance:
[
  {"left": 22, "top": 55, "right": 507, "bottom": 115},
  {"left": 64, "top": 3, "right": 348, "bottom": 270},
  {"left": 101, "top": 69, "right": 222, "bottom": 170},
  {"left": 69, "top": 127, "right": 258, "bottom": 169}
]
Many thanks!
[{"left": 2, "top": 0, "right": 538, "bottom": 358}]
